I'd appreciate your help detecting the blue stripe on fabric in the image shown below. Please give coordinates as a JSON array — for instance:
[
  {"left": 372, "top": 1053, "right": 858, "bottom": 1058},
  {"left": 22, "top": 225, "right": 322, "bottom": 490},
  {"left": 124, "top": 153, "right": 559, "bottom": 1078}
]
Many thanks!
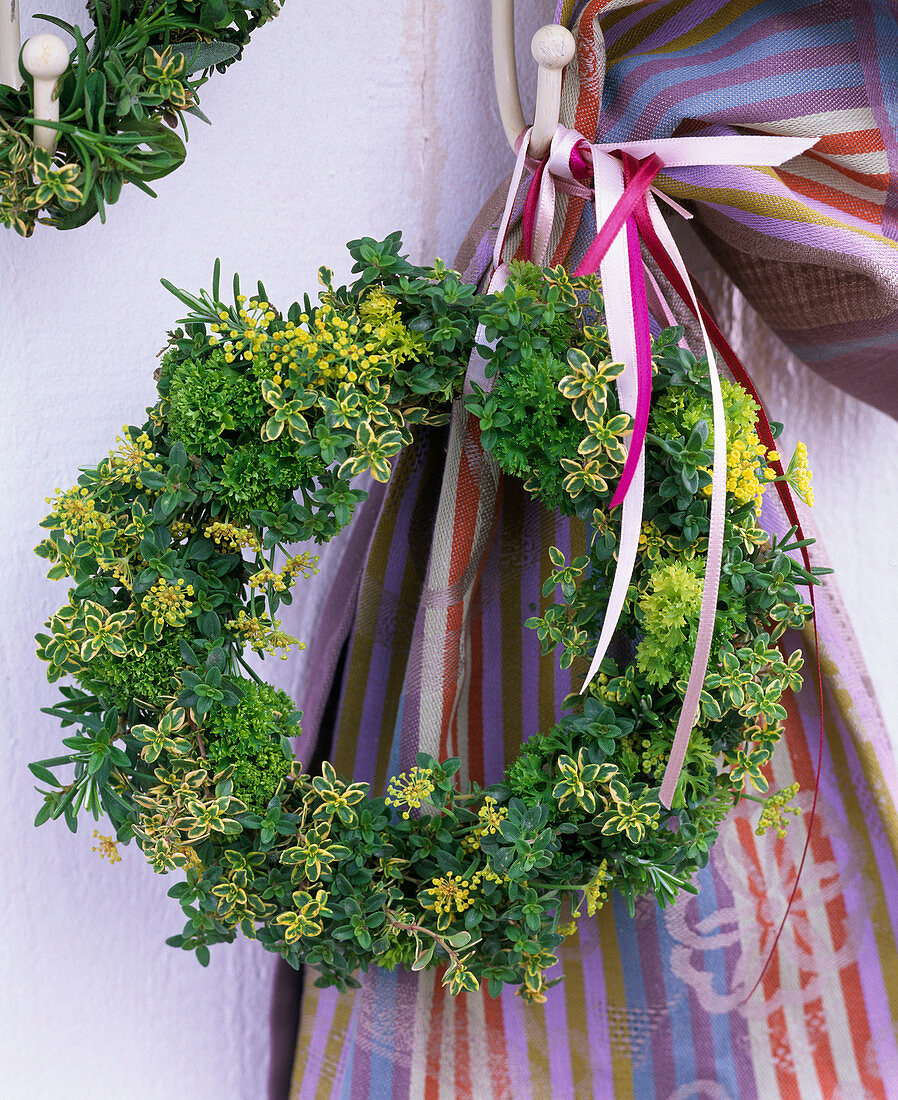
[
  {"left": 682, "top": 862, "right": 742, "bottom": 1098},
  {"left": 650, "top": 64, "right": 860, "bottom": 141},
  {"left": 366, "top": 967, "right": 398, "bottom": 1098},
  {"left": 650, "top": 895, "right": 697, "bottom": 1091},
  {"left": 338, "top": 993, "right": 363, "bottom": 1100},
  {"left": 612, "top": 893, "right": 655, "bottom": 1096},
  {"left": 871, "top": 0, "right": 898, "bottom": 142},
  {"left": 605, "top": 44, "right": 858, "bottom": 143},
  {"left": 699, "top": 863, "right": 744, "bottom": 1100},
  {"left": 603, "top": 10, "right": 856, "bottom": 142}
]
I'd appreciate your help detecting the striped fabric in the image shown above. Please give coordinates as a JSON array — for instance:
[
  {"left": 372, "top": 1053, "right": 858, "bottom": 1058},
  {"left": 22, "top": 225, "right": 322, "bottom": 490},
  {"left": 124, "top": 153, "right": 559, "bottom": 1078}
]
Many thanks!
[
  {"left": 283, "top": 3, "right": 898, "bottom": 1097},
  {"left": 558, "top": 0, "right": 898, "bottom": 418}
]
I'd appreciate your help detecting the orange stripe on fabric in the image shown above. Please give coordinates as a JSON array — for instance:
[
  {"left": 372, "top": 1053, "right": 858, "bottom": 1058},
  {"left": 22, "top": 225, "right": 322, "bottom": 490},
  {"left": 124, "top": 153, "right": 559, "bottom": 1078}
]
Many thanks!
[
  {"left": 574, "top": 0, "right": 610, "bottom": 140},
  {"left": 735, "top": 814, "right": 801, "bottom": 1097},
  {"left": 781, "top": 686, "right": 889, "bottom": 1099},
  {"left": 775, "top": 168, "right": 884, "bottom": 226},
  {"left": 454, "top": 991, "right": 472, "bottom": 1099},
  {"left": 483, "top": 990, "right": 512, "bottom": 1099},
  {"left": 467, "top": 579, "right": 485, "bottom": 784},
  {"left": 499, "top": 484, "right": 524, "bottom": 769},
  {"left": 813, "top": 128, "right": 886, "bottom": 155},
  {"left": 805, "top": 150, "right": 889, "bottom": 191},
  {"left": 424, "top": 970, "right": 447, "bottom": 1100},
  {"left": 440, "top": 429, "right": 479, "bottom": 760}
]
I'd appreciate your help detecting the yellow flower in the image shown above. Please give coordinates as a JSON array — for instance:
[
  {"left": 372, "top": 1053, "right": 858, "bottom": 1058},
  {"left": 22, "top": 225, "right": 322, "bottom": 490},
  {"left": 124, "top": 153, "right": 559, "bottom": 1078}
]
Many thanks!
[
  {"left": 420, "top": 873, "right": 476, "bottom": 927},
  {"left": 204, "top": 521, "right": 261, "bottom": 552},
  {"left": 142, "top": 577, "right": 194, "bottom": 630},
  {"left": 385, "top": 766, "right": 436, "bottom": 819},
  {"left": 107, "top": 428, "right": 162, "bottom": 484},
  {"left": 92, "top": 830, "right": 122, "bottom": 865},
  {"left": 785, "top": 440, "right": 814, "bottom": 506},
  {"left": 583, "top": 859, "right": 610, "bottom": 916},
  {"left": 227, "top": 609, "right": 302, "bottom": 657}
]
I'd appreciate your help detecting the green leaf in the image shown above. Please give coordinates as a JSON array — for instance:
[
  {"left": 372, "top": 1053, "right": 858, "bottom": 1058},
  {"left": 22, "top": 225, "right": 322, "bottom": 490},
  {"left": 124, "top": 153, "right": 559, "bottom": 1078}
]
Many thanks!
[{"left": 28, "top": 762, "right": 61, "bottom": 786}]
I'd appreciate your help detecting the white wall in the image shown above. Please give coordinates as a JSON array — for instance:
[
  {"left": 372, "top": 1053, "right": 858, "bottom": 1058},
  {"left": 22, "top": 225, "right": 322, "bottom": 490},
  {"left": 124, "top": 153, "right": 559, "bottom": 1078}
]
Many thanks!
[{"left": 1, "top": 3, "right": 895, "bottom": 1098}]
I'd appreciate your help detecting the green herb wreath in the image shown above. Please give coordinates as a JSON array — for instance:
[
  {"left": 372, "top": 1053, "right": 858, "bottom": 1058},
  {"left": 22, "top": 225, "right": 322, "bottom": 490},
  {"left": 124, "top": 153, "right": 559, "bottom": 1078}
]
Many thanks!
[
  {"left": 33, "top": 234, "right": 823, "bottom": 1001},
  {"left": 0, "top": 0, "right": 282, "bottom": 235}
]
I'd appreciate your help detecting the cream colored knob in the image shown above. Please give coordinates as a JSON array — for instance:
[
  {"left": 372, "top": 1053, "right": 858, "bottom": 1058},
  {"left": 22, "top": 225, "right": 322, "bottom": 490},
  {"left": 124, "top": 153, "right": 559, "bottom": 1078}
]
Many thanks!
[
  {"left": 22, "top": 34, "right": 70, "bottom": 153},
  {"left": 531, "top": 24, "right": 577, "bottom": 70},
  {"left": 529, "top": 25, "right": 576, "bottom": 160}
]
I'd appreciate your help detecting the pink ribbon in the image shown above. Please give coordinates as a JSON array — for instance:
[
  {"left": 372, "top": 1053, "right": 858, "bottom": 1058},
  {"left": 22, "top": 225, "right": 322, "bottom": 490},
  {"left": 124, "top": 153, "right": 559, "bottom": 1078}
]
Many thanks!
[{"left": 494, "top": 125, "right": 816, "bottom": 807}]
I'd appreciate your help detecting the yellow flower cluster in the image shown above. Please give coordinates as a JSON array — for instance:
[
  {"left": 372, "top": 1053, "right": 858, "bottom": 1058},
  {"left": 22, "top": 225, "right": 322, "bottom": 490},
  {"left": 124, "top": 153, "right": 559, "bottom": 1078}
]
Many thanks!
[
  {"left": 211, "top": 295, "right": 275, "bottom": 363},
  {"left": 701, "top": 430, "right": 771, "bottom": 507},
  {"left": 169, "top": 519, "right": 195, "bottom": 541},
  {"left": 727, "top": 434, "right": 772, "bottom": 506},
  {"left": 422, "top": 872, "right": 474, "bottom": 917},
  {"left": 107, "top": 428, "right": 162, "bottom": 484},
  {"left": 385, "top": 766, "right": 436, "bottom": 819},
  {"left": 583, "top": 859, "right": 611, "bottom": 916},
  {"left": 47, "top": 486, "right": 109, "bottom": 540},
  {"left": 208, "top": 285, "right": 424, "bottom": 389},
  {"left": 92, "top": 830, "right": 122, "bottom": 865},
  {"left": 462, "top": 795, "right": 509, "bottom": 850},
  {"left": 142, "top": 577, "right": 195, "bottom": 629},
  {"left": 227, "top": 610, "right": 302, "bottom": 657},
  {"left": 248, "top": 552, "right": 319, "bottom": 592},
  {"left": 787, "top": 441, "right": 814, "bottom": 506},
  {"left": 756, "top": 781, "right": 802, "bottom": 838},
  {"left": 204, "top": 521, "right": 261, "bottom": 553}
]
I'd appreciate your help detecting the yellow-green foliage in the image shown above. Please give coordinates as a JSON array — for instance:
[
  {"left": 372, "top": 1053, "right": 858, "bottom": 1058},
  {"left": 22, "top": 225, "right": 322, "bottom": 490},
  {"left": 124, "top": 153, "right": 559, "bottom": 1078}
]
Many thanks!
[
  {"left": 637, "top": 561, "right": 704, "bottom": 687},
  {"left": 205, "top": 682, "right": 296, "bottom": 814},
  {"left": 79, "top": 634, "right": 184, "bottom": 710}
]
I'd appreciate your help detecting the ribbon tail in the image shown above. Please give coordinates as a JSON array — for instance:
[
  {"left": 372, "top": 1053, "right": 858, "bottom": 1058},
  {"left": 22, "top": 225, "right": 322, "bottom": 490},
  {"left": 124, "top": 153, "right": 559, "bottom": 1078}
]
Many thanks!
[
  {"left": 580, "top": 455, "right": 644, "bottom": 690},
  {"left": 579, "top": 154, "right": 646, "bottom": 694},
  {"left": 636, "top": 192, "right": 728, "bottom": 811},
  {"left": 492, "top": 129, "right": 535, "bottom": 273}
]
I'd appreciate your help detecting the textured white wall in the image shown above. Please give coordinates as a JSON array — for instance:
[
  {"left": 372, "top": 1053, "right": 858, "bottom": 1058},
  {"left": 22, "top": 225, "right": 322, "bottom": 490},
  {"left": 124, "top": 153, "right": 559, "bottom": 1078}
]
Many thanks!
[{"left": 1, "top": 2, "right": 895, "bottom": 1098}]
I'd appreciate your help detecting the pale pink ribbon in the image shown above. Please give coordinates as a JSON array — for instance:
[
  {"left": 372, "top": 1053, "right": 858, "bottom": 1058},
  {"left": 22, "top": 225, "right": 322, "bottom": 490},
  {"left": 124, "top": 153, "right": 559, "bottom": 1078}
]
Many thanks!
[{"left": 478, "top": 126, "right": 816, "bottom": 807}]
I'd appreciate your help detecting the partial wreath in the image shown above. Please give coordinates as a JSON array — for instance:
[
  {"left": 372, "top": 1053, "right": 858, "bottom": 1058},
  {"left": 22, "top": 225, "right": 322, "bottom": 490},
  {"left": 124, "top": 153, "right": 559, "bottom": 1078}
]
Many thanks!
[
  {"left": 0, "top": 0, "right": 282, "bottom": 234},
  {"left": 32, "top": 235, "right": 821, "bottom": 1001}
]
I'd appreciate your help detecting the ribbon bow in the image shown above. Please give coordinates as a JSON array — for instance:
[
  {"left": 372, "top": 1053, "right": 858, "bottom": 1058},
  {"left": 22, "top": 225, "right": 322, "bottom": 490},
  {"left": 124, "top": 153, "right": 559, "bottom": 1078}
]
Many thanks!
[{"left": 479, "top": 125, "right": 816, "bottom": 808}]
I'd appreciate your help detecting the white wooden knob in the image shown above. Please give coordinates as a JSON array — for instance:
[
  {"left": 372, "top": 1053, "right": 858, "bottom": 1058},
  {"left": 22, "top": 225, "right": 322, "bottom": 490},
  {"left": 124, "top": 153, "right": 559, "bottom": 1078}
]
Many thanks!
[
  {"left": 529, "top": 25, "right": 576, "bottom": 160},
  {"left": 22, "top": 34, "right": 70, "bottom": 153},
  {"left": 531, "top": 25, "right": 577, "bottom": 70}
]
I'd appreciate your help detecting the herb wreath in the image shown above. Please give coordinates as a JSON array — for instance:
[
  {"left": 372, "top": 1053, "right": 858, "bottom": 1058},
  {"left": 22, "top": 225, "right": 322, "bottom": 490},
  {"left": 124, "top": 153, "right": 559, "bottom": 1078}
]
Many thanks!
[
  {"left": 0, "top": 0, "right": 282, "bottom": 235},
  {"left": 33, "top": 234, "right": 822, "bottom": 1002}
]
